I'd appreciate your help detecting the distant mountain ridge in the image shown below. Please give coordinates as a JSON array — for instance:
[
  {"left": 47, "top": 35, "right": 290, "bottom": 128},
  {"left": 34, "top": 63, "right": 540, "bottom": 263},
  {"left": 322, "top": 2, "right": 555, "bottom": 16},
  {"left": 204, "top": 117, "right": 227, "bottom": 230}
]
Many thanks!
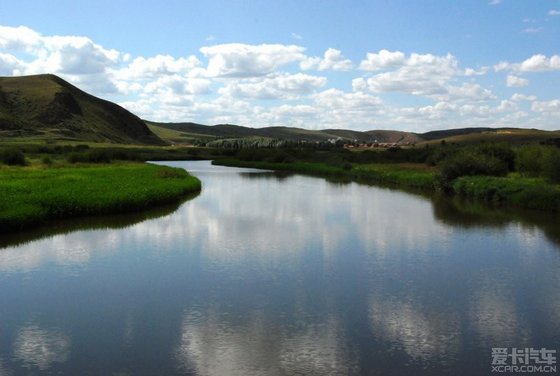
[
  {"left": 0, "top": 74, "right": 163, "bottom": 144},
  {"left": 147, "top": 121, "right": 425, "bottom": 144},
  {"left": 147, "top": 121, "right": 560, "bottom": 146}
]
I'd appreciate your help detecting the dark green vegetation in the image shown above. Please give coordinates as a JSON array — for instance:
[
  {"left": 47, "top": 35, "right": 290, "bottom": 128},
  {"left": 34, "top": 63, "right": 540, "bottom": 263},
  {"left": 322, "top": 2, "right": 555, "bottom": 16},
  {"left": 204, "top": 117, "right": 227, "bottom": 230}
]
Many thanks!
[
  {"left": 0, "top": 163, "right": 201, "bottom": 233},
  {"left": 0, "top": 74, "right": 163, "bottom": 144},
  {"left": 212, "top": 142, "right": 560, "bottom": 212}
]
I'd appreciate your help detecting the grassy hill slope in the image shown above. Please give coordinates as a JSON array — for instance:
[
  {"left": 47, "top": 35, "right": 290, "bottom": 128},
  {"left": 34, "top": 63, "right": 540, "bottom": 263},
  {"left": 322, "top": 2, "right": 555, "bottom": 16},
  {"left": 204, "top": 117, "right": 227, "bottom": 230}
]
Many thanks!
[{"left": 0, "top": 74, "right": 163, "bottom": 145}]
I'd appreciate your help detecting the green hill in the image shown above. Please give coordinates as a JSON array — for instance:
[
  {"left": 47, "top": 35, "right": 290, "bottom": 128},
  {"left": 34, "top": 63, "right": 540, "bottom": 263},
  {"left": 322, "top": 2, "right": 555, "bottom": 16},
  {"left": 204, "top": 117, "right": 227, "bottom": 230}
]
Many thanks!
[{"left": 0, "top": 74, "right": 163, "bottom": 145}]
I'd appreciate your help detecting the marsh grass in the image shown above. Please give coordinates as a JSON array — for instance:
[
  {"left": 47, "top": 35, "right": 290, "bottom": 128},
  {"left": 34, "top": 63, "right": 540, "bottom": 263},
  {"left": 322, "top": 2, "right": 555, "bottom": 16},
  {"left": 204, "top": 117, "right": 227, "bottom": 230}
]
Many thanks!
[
  {"left": 0, "top": 163, "right": 201, "bottom": 232},
  {"left": 452, "top": 175, "right": 560, "bottom": 211}
]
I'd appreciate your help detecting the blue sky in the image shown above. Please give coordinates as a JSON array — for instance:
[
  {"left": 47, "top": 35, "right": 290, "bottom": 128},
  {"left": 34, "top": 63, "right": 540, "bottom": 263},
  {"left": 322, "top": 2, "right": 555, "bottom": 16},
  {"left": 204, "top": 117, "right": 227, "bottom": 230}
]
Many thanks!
[{"left": 0, "top": 0, "right": 559, "bottom": 131}]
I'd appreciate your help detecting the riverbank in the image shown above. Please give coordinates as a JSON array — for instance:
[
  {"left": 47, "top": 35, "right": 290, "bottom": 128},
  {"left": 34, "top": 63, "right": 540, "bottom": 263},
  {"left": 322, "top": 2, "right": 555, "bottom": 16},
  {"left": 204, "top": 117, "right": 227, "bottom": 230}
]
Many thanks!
[
  {"left": 213, "top": 158, "right": 560, "bottom": 212},
  {"left": 0, "top": 163, "right": 201, "bottom": 233},
  {"left": 213, "top": 159, "right": 436, "bottom": 189}
]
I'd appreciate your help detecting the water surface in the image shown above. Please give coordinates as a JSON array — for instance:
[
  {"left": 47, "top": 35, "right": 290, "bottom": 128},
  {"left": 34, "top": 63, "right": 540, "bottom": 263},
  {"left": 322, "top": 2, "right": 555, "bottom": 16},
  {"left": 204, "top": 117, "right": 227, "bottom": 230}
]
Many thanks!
[{"left": 0, "top": 160, "right": 559, "bottom": 375}]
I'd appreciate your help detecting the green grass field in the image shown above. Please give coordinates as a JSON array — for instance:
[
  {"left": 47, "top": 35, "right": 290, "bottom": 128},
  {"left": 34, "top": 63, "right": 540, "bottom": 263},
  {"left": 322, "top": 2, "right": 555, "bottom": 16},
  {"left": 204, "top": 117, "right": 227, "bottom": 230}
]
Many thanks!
[{"left": 0, "top": 163, "right": 201, "bottom": 232}]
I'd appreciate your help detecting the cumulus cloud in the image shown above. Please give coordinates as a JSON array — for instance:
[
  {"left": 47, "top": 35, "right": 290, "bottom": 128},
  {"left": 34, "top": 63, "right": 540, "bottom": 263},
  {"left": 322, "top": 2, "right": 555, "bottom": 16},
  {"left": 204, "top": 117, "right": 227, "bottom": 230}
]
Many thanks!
[
  {"left": 116, "top": 54, "right": 202, "bottom": 79},
  {"left": 0, "top": 25, "right": 122, "bottom": 93},
  {"left": 300, "top": 48, "right": 352, "bottom": 71},
  {"left": 506, "top": 75, "right": 529, "bottom": 87},
  {"left": 511, "top": 93, "right": 537, "bottom": 102},
  {"left": 465, "top": 67, "right": 489, "bottom": 76},
  {"left": 358, "top": 49, "right": 405, "bottom": 71},
  {"left": 0, "top": 25, "right": 41, "bottom": 51},
  {"left": 0, "top": 52, "right": 23, "bottom": 75},
  {"left": 144, "top": 75, "right": 212, "bottom": 97},
  {"left": 357, "top": 52, "right": 460, "bottom": 97},
  {"left": 519, "top": 54, "right": 560, "bottom": 72},
  {"left": 532, "top": 99, "right": 560, "bottom": 114},
  {"left": 219, "top": 73, "right": 326, "bottom": 100},
  {"left": 444, "top": 83, "right": 495, "bottom": 101},
  {"left": 548, "top": 10, "right": 560, "bottom": 16},
  {"left": 200, "top": 43, "right": 306, "bottom": 77},
  {"left": 497, "top": 54, "right": 560, "bottom": 73}
]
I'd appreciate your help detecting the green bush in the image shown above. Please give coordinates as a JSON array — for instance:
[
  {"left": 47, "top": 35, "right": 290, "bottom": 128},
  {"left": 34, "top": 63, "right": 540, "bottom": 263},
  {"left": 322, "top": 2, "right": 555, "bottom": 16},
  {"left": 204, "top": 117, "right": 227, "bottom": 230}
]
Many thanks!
[
  {"left": 42, "top": 155, "right": 53, "bottom": 165},
  {"left": 0, "top": 148, "right": 26, "bottom": 166},
  {"left": 437, "top": 149, "right": 508, "bottom": 187},
  {"left": 543, "top": 148, "right": 560, "bottom": 184},
  {"left": 516, "top": 144, "right": 546, "bottom": 177}
]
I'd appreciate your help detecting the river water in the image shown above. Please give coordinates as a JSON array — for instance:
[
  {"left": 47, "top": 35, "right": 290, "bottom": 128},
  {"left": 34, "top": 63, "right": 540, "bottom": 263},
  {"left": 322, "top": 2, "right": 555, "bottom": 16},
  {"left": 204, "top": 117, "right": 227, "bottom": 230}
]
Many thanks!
[{"left": 0, "top": 160, "right": 559, "bottom": 375}]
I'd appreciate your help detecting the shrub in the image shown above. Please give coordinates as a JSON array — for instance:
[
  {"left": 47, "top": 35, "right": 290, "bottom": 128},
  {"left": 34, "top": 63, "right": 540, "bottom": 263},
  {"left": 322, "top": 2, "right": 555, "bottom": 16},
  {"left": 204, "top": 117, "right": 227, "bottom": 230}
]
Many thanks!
[
  {"left": 0, "top": 148, "right": 26, "bottom": 166},
  {"left": 516, "top": 144, "right": 546, "bottom": 177},
  {"left": 42, "top": 156, "right": 53, "bottom": 165},
  {"left": 437, "top": 149, "right": 508, "bottom": 188},
  {"left": 543, "top": 148, "right": 560, "bottom": 184}
]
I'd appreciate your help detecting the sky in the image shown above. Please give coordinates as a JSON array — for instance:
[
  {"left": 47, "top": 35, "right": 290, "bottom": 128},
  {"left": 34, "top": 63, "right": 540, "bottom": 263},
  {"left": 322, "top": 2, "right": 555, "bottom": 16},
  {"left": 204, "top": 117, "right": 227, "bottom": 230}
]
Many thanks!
[{"left": 0, "top": 0, "right": 559, "bottom": 131}]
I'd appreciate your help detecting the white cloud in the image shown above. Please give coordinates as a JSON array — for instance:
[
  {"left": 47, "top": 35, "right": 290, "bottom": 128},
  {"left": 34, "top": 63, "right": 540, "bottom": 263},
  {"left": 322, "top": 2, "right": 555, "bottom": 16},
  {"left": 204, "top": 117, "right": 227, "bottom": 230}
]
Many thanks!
[
  {"left": 506, "top": 75, "right": 529, "bottom": 87},
  {"left": 548, "top": 10, "right": 560, "bottom": 16},
  {"left": 465, "top": 67, "right": 489, "bottom": 76},
  {"left": 144, "top": 75, "right": 212, "bottom": 96},
  {"left": 519, "top": 54, "right": 560, "bottom": 72},
  {"left": 522, "top": 27, "right": 543, "bottom": 34},
  {"left": 358, "top": 49, "right": 405, "bottom": 71},
  {"left": 532, "top": 99, "right": 560, "bottom": 114},
  {"left": 116, "top": 54, "right": 202, "bottom": 79},
  {"left": 300, "top": 48, "right": 352, "bottom": 71},
  {"left": 489, "top": 0, "right": 501, "bottom": 4},
  {"left": 417, "top": 102, "right": 458, "bottom": 120},
  {"left": 23, "top": 35, "right": 120, "bottom": 75},
  {"left": 444, "top": 83, "right": 495, "bottom": 101},
  {"left": 0, "top": 52, "right": 23, "bottom": 75},
  {"left": 0, "top": 25, "right": 41, "bottom": 51},
  {"left": 497, "top": 54, "right": 560, "bottom": 73},
  {"left": 493, "top": 61, "right": 511, "bottom": 72},
  {"left": 219, "top": 73, "right": 326, "bottom": 100},
  {"left": 199, "top": 43, "right": 306, "bottom": 77},
  {"left": 358, "top": 53, "right": 460, "bottom": 96},
  {"left": 511, "top": 93, "right": 537, "bottom": 102}
]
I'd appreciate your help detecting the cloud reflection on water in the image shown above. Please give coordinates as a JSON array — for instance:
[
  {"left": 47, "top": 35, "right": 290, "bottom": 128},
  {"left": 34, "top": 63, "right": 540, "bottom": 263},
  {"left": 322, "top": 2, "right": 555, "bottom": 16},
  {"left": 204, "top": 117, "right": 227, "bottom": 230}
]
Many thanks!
[
  {"left": 13, "top": 324, "right": 71, "bottom": 371},
  {"left": 175, "top": 308, "right": 357, "bottom": 376}
]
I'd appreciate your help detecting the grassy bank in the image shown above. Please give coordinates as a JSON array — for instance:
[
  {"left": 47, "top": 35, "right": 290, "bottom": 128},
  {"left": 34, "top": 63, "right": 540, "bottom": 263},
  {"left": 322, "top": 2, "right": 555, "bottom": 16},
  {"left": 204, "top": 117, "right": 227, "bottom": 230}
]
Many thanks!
[
  {"left": 0, "top": 163, "right": 201, "bottom": 233},
  {"left": 452, "top": 175, "right": 560, "bottom": 211},
  {"left": 213, "top": 159, "right": 436, "bottom": 190},
  {"left": 214, "top": 158, "right": 560, "bottom": 212}
]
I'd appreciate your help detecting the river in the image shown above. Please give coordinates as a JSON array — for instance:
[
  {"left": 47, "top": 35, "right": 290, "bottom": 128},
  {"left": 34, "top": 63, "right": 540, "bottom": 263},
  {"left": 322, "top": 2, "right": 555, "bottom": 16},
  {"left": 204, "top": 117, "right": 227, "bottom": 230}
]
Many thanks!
[{"left": 0, "top": 160, "right": 559, "bottom": 375}]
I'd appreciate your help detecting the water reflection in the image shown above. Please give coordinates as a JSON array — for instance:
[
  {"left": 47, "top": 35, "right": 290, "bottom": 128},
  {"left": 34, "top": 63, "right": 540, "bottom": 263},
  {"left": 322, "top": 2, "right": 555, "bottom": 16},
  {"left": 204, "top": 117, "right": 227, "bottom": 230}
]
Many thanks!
[
  {"left": 432, "top": 195, "right": 560, "bottom": 246},
  {"left": 0, "top": 194, "right": 198, "bottom": 250},
  {"left": 368, "top": 295, "right": 461, "bottom": 362},
  {"left": 175, "top": 308, "right": 357, "bottom": 376},
  {"left": 468, "top": 273, "right": 527, "bottom": 347},
  {"left": 0, "top": 161, "right": 558, "bottom": 375},
  {"left": 13, "top": 324, "right": 71, "bottom": 371}
]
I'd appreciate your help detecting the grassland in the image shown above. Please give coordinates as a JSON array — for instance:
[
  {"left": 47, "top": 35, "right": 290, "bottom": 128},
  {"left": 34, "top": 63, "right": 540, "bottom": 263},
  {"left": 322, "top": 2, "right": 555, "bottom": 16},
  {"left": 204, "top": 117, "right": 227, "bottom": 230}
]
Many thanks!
[{"left": 0, "top": 163, "right": 201, "bottom": 233}]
